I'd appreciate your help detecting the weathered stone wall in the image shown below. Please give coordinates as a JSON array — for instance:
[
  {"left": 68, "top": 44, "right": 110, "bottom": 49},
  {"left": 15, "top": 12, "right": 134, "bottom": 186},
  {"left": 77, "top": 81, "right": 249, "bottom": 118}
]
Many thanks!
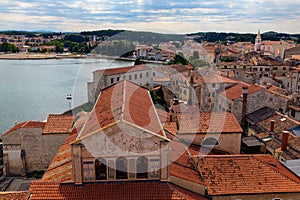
[
  {"left": 2, "top": 128, "right": 68, "bottom": 174},
  {"left": 232, "top": 89, "right": 266, "bottom": 124}
]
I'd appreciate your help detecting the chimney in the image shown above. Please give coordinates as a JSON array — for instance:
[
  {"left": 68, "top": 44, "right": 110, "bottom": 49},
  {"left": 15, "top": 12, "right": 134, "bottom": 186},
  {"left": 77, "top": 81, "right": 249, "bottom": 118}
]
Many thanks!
[
  {"left": 241, "top": 86, "right": 248, "bottom": 133},
  {"left": 270, "top": 120, "right": 275, "bottom": 133},
  {"left": 281, "top": 131, "right": 289, "bottom": 151}
]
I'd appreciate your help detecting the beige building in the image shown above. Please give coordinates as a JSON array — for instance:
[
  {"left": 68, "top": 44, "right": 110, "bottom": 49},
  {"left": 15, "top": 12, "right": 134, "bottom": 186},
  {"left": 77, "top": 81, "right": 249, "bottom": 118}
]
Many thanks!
[
  {"left": 87, "top": 64, "right": 152, "bottom": 103},
  {"left": 1, "top": 114, "right": 74, "bottom": 175}
]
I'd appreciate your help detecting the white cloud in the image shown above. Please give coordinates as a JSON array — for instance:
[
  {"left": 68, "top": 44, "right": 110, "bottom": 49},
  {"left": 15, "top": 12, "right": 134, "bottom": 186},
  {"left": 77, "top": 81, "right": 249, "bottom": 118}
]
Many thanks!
[{"left": 0, "top": 0, "right": 299, "bottom": 33}]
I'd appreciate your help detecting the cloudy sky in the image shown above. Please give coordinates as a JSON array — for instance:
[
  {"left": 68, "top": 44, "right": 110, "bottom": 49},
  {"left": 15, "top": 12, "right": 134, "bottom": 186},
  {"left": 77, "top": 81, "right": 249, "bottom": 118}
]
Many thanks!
[{"left": 1, "top": 0, "right": 299, "bottom": 34}]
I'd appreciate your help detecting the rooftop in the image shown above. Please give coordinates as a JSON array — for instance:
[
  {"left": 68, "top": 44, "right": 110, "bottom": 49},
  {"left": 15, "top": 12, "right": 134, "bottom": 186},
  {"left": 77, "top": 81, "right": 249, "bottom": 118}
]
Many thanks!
[
  {"left": 196, "top": 154, "right": 300, "bottom": 196},
  {"left": 43, "top": 114, "right": 74, "bottom": 134},
  {"left": 2, "top": 121, "right": 45, "bottom": 137},
  {"left": 78, "top": 80, "right": 167, "bottom": 139},
  {"left": 94, "top": 64, "right": 149, "bottom": 76},
  {"left": 29, "top": 181, "right": 206, "bottom": 200},
  {"left": 220, "top": 82, "right": 265, "bottom": 100}
]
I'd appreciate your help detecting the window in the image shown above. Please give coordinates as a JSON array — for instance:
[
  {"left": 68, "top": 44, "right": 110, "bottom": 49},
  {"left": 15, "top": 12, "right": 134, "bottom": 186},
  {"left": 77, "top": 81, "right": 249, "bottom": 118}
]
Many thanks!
[
  {"left": 202, "top": 137, "right": 219, "bottom": 146},
  {"left": 135, "top": 74, "right": 137, "bottom": 79},
  {"left": 129, "top": 75, "right": 132, "bottom": 80},
  {"left": 269, "top": 97, "right": 273, "bottom": 102},
  {"left": 111, "top": 78, "right": 114, "bottom": 84},
  {"left": 116, "top": 157, "right": 128, "bottom": 179},
  {"left": 140, "top": 73, "right": 142, "bottom": 78},
  {"left": 183, "top": 90, "right": 186, "bottom": 95},
  {"left": 291, "top": 109, "right": 296, "bottom": 118},
  {"left": 95, "top": 158, "right": 107, "bottom": 180},
  {"left": 273, "top": 67, "right": 278, "bottom": 70},
  {"left": 253, "top": 68, "right": 257, "bottom": 71},
  {"left": 212, "top": 92, "right": 215, "bottom": 98},
  {"left": 265, "top": 68, "right": 270, "bottom": 71},
  {"left": 272, "top": 198, "right": 283, "bottom": 200},
  {"left": 117, "top": 77, "right": 120, "bottom": 82},
  {"left": 83, "top": 162, "right": 95, "bottom": 181},
  {"left": 260, "top": 68, "right": 263, "bottom": 71},
  {"left": 146, "top": 72, "right": 149, "bottom": 77},
  {"left": 283, "top": 67, "right": 286, "bottom": 70},
  {"left": 212, "top": 83, "right": 216, "bottom": 88},
  {"left": 153, "top": 72, "right": 156, "bottom": 77},
  {"left": 137, "top": 156, "right": 148, "bottom": 178}
]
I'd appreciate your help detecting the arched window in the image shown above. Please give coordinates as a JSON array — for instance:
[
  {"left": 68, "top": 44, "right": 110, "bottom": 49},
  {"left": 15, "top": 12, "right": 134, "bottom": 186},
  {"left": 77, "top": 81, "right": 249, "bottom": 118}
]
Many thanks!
[
  {"left": 137, "top": 156, "right": 148, "bottom": 178},
  {"left": 95, "top": 158, "right": 107, "bottom": 180},
  {"left": 116, "top": 157, "right": 128, "bottom": 179},
  {"left": 202, "top": 137, "right": 219, "bottom": 146}
]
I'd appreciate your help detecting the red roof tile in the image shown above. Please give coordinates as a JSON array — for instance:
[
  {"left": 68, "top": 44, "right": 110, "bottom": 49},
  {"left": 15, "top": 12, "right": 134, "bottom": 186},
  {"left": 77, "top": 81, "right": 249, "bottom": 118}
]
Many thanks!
[
  {"left": 95, "top": 64, "right": 149, "bottom": 76},
  {"left": 0, "top": 191, "right": 30, "bottom": 200},
  {"left": 196, "top": 154, "right": 300, "bottom": 195},
  {"left": 29, "top": 181, "right": 206, "bottom": 200},
  {"left": 79, "top": 80, "right": 167, "bottom": 139},
  {"left": 2, "top": 121, "right": 45, "bottom": 137},
  {"left": 202, "top": 74, "right": 238, "bottom": 84},
  {"left": 43, "top": 114, "right": 74, "bottom": 134},
  {"left": 221, "top": 82, "right": 264, "bottom": 100},
  {"left": 177, "top": 112, "right": 243, "bottom": 134},
  {"left": 42, "top": 130, "right": 78, "bottom": 182}
]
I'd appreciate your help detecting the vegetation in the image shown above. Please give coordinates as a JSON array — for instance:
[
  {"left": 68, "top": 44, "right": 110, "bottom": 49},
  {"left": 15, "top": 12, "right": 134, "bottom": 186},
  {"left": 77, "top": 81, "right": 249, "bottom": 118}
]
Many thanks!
[
  {"left": 0, "top": 42, "right": 19, "bottom": 53},
  {"left": 92, "top": 40, "right": 135, "bottom": 56},
  {"left": 168, "top": 52, "right": 189, "bottom": 65},
  {"left": 188, "top": 31, "right": 300, "bottom": 43}
]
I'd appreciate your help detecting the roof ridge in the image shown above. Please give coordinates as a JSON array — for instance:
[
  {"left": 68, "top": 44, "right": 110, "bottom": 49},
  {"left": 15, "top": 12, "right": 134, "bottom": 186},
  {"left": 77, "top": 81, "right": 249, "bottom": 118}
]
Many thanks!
[
  {"left": 120, "top": 80, "right": 126, "bottom": 122},
  {"left": 253, "top": 155, "right": 300, "bottom": 185},
  {"left": 21, "top": 121, "right": 30, "bottom": 128}
]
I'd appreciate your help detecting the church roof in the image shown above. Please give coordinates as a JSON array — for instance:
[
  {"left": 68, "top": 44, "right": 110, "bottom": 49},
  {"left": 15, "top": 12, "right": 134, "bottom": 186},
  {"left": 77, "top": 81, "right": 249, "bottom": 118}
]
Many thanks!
[
  {"left": 77, "top": 80, "right": 167, "bottom": 140},
  {"left": 29, "top": 181, "right": 207, "bottom": 200}
]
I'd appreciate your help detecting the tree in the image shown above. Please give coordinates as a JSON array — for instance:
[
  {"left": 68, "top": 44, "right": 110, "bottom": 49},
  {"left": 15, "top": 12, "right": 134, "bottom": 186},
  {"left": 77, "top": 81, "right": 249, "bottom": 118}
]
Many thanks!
[{"left": 168, "top": 52, "right": 189, "bottom": 65}]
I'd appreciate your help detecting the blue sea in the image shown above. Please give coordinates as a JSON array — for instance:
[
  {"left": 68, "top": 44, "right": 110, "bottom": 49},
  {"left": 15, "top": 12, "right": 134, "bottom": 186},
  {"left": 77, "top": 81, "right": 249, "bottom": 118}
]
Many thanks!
[{"left": 0, "top": 58, "right": 134, "bottom": 134}]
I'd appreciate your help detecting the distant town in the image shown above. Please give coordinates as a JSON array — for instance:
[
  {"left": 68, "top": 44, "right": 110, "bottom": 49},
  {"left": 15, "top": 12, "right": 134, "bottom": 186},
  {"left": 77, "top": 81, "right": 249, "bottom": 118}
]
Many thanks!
[{"left": 1, "top": 29, "right": 300, "bottom": 199}]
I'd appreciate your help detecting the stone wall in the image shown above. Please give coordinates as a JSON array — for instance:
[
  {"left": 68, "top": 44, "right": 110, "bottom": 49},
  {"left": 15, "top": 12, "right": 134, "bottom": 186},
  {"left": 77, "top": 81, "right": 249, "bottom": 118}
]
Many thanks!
[
  {"left": 2, "top": 127, "right": 68, "bottom": 175},
  {"left": 231, "top": 89, "right": 266, "bottom": 124}
]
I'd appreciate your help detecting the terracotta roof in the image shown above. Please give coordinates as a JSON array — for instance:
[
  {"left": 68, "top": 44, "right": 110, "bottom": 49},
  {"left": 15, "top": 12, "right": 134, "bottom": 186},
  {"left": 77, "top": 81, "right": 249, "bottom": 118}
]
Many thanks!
[
  {"left": 43, "top": 114, "right": 74, "bottom": 134},
  {"left": 0, "top": 191, "right": 30, "bottom": 200},
  {"left": 266, "top": 85, "right": 290, "bottom": 99},
  {"left": 94, "top": 64, "right": 149, "bottom": 76},
  {"left": 2, "top": 121, "right": 45, "bottom": 137},
  {"left": 196, "top": 154, "right": 300, "bottom": 195},
  {"left": 177, "top": 112, "right": 242, "bottom": 134},
  {"left": 41, "top": 130, "right": 78, "bottom": 182},
  {"left": 202, "top": 74, "right": 238, "bottom": 84},
  {"left": 78, "top": 80, "right": 167, "bottom": 139},
  {"left": 220, "top": 82, "right": 264, "bottom": 100},
  {"left": 29, "top": 181, "right": 206, "bottom": 200}
]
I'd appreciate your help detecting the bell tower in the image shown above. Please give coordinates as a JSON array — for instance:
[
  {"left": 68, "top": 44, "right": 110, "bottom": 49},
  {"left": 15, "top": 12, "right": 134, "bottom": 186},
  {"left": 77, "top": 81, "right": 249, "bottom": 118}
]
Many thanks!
[{"left": 254, "top": 30, "right": 262, "bottom": 52}]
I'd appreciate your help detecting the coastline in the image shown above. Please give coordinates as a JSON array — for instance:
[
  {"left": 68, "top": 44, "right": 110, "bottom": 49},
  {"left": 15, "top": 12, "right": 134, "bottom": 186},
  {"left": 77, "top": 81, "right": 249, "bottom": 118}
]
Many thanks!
[{"left": 0, "top": 53, "right": 166, "bottom": 64}]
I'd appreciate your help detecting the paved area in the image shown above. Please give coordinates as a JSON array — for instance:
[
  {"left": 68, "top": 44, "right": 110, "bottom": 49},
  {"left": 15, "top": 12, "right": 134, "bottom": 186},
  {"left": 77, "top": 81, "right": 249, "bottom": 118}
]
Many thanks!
[{"left": 4, "top": 177, "right": 34, "bottom": 191}]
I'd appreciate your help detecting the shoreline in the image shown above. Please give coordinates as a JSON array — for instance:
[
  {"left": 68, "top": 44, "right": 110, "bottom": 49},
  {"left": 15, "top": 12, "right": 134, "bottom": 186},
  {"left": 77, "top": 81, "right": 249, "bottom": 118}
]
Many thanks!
[{"left": 0, "top": 53, "right": 167, "bottom": 64}]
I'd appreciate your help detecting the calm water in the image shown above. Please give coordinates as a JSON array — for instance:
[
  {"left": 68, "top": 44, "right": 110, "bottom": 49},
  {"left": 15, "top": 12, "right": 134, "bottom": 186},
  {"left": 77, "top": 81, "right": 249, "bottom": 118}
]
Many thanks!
[{"left": 0, "top": 58, "right": 134, "bottom": 135}]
